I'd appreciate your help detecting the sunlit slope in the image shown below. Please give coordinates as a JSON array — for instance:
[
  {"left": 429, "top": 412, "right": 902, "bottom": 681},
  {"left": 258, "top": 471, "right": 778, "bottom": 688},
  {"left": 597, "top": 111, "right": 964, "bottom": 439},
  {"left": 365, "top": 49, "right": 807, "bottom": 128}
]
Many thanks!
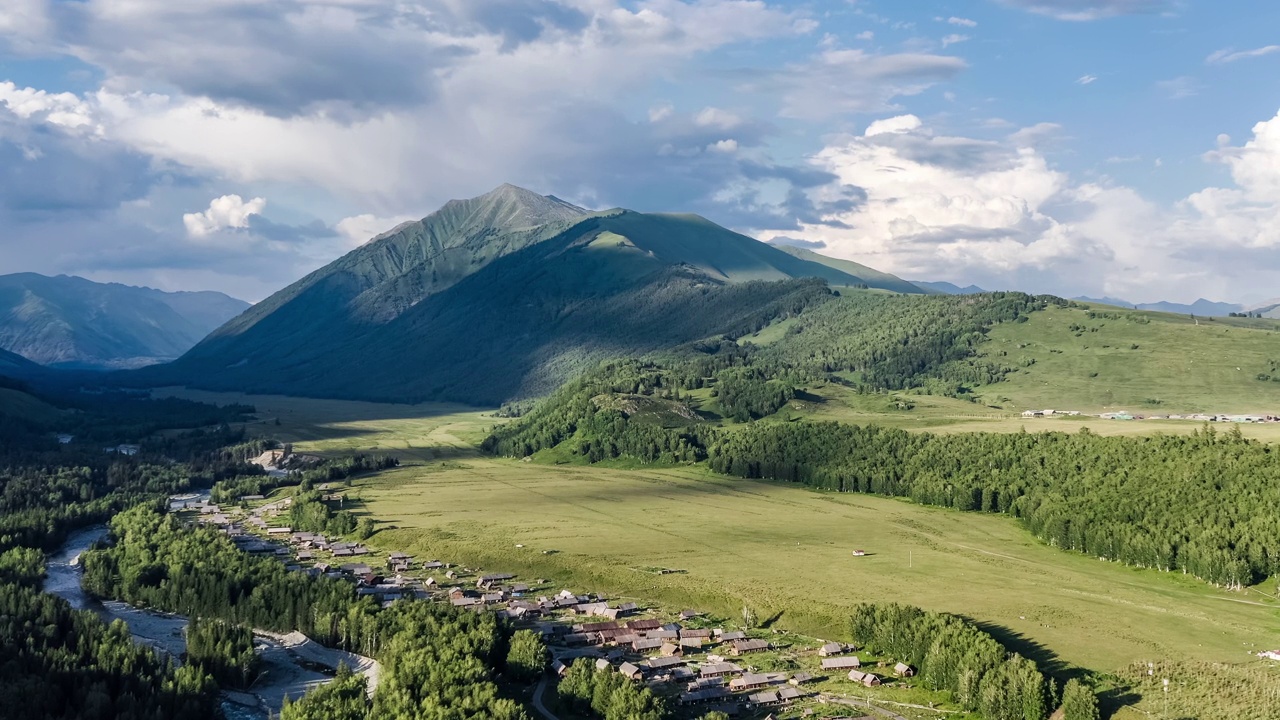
[{"left": 973, "top": 302, "right": 1280, "bottom": 413}]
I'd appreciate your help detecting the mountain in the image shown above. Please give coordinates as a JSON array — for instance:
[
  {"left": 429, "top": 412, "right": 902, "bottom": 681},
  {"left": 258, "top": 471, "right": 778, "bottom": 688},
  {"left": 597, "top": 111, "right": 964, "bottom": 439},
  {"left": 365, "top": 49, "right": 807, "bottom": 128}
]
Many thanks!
[
  {"left": 911, "top": 280, "right": 988, "bottom": 295},
  {"left": 1073, "top": 296, "right": 1244, "bottom": 316},
  {"left": 766, "top": 245, "right": 927, "bottom": 294},
  {"left": 1245, "top": 299, "right": 1280, "bottom": 318},
  {"left": 0, "top": 273, "right": 250, "bottom": 369},
  {"left": 0, "top": 346, "right": 43, "bottom": 377},
  {"left": 137, "top": 184, "right": 922, "bottom": 404}
]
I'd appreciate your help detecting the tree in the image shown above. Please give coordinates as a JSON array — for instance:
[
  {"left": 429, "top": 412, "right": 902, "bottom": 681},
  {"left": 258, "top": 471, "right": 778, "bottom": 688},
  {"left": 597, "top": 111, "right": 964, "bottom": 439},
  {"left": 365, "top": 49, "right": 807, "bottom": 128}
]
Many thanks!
[
  {"left": 1062, "top": 679, "right": 1101, "bottom": 720},
  {"left": 506, "top": 630, "right": 547, "bottom": 682},
  {"left": 354, "top": 517, "right": 375, "bottom": 540}
]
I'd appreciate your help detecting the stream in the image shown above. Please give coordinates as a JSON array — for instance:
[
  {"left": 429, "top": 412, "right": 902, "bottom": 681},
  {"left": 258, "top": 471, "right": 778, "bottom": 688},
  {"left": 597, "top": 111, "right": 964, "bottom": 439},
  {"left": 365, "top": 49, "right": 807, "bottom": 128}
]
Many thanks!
[{"left": 42, "top": 493, "right": 377, "bottom": 720}]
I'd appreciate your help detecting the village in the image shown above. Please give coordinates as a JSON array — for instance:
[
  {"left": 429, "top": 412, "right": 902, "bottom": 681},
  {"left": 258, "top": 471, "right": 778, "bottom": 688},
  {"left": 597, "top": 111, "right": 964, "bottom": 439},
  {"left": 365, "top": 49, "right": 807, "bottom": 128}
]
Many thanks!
[
  {"left": 1018, "top": 408, "right": 1280, "bottom": 422},
  {"left": 171, "top": 491, "right": 938, "bottom": 720}
]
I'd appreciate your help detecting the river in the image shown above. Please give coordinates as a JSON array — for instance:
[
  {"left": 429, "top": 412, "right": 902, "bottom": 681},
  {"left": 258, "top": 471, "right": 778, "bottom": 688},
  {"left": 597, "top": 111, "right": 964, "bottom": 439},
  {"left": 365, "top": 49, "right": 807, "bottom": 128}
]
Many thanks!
[{"left": 42, "top": 500, "right": 379, "bottom": 719}]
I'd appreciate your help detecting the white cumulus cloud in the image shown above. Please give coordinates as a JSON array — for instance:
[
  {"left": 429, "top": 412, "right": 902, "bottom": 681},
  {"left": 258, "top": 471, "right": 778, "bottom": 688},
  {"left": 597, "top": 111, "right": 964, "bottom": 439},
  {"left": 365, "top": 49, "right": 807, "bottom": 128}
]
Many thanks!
[
  {"left": 752, "top": 109, "right": 1280, "bottom": 303},
  {"left": 183, "top": 194, "right": 266, "bottom": 238}
]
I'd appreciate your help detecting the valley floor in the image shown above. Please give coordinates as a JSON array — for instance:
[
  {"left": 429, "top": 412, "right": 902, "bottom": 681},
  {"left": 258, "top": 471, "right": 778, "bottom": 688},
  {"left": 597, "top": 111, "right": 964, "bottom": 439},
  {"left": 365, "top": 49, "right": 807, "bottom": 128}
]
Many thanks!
[{"left": 157, "top": 388, "right": 1280, "bottom": 716}]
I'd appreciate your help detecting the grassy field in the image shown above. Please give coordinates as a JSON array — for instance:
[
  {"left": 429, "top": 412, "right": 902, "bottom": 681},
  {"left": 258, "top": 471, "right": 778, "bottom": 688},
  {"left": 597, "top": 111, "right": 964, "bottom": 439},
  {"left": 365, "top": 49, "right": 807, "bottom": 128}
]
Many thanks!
[
  {"left": 785, "top": 382, "right": 1280, "bottom": 442},
  {"left": 158, "top": 388, "right": 1280, "bottom": 717},
  {"left": 974, "top": 303, "right": 1280, "bottom": 415},
  {"left": 161, "top": 390, "right": 1280, "bottom": 671}
]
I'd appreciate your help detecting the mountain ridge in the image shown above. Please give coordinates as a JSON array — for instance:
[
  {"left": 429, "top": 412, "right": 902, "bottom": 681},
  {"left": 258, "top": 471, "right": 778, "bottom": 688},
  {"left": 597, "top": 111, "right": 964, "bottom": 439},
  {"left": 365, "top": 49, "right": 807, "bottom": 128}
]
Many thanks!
[
  {"left": 133, "top": 184, "right": 926, "bottom": 403},
  {"left": 0, "top": 273, "right": 249, "bottom": 369}
]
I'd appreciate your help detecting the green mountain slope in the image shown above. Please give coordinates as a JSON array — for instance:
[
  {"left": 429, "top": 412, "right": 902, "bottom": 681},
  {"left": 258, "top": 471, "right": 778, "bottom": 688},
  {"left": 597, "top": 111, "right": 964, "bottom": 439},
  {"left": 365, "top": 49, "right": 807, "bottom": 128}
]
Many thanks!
[
  {"left": 769, "top": 244, "right": 928, "bottom": 294},
  {"left": 138, "top": 185, "right": 919, "bottom": 404},
  {"left": 0, "top": 273, "right": 249, "bottom": 369}
]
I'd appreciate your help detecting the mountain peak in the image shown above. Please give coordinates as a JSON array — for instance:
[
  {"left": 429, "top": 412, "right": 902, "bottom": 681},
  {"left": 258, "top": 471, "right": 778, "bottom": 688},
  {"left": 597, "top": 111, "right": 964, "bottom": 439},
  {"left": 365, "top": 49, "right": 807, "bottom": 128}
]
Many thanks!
[{"left": 442, "top": 183, "right": 589, "bottom": 231}]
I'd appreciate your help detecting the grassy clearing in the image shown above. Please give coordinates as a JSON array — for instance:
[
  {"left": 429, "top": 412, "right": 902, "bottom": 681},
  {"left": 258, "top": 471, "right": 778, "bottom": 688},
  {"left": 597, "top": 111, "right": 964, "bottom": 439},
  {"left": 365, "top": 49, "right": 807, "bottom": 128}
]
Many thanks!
[
  {"left": 352, "top": 459, "right": 1279, "bottom": 676},
  {"left": 974, "top": 304, "right": 1280, "bottom": 415}
]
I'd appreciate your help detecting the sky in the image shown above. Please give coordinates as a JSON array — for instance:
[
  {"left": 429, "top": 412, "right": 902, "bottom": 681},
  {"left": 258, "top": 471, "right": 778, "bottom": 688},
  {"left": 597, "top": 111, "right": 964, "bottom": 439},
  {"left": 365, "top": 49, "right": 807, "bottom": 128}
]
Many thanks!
[{"left": 1, "top": 1, "right": 1278, "bottom": 305}]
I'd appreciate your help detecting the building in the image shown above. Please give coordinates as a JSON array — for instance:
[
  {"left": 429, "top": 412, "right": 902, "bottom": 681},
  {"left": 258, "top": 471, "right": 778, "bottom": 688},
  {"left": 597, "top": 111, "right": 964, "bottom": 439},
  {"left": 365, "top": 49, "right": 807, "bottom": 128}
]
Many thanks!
[
  {"left": 748, "top": 691, "right": 779, "bottom": 706},
  {"left": 821, "top": 656, "right": 861, "bottom": 670},
  {"left": 894, "top": 662, "right": 915, "bottom": 677},
  {"left": 848, "top": 670, "right": 881, "bottom": 687},
  {"left": 680, "top": 637, "right": 706, "bottom": 650},
  {"left": 633, "top": 638, "right": 664, "bottom": 653},
  {"left": 699, "top": 663, "right": 743, "bottom": 679},
  {"left": 719, "top": 631, "right": 746, "bottom": 642},
  {"left": 819, "top": 642, "right": 844, "bottom": 657},
  {"left": 731, "top": 639, "right": 769, "bottom": 655},
  {"left": 729, "top": 673, "right": 771, "bottom": 691},
  {"left": 618, "top": 662, "right": 643, "bottom": 680},
  {"left": 788, "top": 672, "right": 813, "bottom": 686},
  {"left": 647, "top": 656, "right": 684, "bottom": 671}
]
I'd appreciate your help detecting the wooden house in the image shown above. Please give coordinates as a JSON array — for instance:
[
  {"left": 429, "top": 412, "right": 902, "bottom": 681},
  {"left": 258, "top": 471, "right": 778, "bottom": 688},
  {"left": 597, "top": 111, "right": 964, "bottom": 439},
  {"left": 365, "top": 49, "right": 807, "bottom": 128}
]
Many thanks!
[{"left": 847, "top": 670, "right": 881, "bottom": 687}]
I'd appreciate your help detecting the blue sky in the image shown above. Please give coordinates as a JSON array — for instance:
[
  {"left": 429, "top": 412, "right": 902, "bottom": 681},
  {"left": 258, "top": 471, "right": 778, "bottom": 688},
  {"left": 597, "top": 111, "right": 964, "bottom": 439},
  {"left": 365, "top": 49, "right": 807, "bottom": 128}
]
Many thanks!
[{"left": 1, "top": 0, "right": 1278, "bottom": 304}]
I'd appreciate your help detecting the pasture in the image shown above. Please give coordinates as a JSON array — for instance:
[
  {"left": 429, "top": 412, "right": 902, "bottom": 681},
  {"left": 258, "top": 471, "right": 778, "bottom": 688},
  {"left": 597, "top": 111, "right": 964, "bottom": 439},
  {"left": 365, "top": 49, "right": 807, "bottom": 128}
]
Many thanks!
[
  {"left": 354, "top": 459, "right": 1279, "bottom": 677},
  {"left": 976, "top": 304, "right": 1280, "bottom": 415},
  {"left": 160, "top": 390, "right": 1280, "bottom": 688}
]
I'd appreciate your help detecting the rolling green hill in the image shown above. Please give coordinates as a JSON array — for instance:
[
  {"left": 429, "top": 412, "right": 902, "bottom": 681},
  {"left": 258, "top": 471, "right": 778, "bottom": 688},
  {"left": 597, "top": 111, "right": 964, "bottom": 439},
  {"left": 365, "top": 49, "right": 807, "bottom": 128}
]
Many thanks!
[
  {"left": 139, "top": 185, "right": 924, "bottom": 404},
  {"left": 0, "top": 273, "right": 249, "bottom": 369},
  {"left": 769, "top": 243, "right": 928, "bottom": 294}
]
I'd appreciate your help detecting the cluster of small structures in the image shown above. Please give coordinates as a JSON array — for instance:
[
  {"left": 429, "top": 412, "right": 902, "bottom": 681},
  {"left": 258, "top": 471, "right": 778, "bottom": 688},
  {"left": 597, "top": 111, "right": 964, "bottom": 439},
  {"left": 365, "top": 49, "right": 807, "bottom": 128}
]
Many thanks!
[
  {"left": 173, "top": 491, "right": 921, "bottom": 717},
  {"left": 1020, "top": 408, "right": 1279, "bottom": 423}
]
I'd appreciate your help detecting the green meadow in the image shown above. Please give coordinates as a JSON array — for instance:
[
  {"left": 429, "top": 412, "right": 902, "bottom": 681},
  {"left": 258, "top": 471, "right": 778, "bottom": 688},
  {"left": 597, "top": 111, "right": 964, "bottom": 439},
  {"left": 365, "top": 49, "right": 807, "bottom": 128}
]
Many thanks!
[{"left": 161, "top": 389, "right": 1280, "bottom": 676}]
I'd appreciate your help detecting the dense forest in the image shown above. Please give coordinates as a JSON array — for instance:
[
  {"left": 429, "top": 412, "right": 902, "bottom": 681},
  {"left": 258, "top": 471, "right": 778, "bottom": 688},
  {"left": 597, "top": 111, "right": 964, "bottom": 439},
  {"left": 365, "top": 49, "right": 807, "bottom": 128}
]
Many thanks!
[
  {"left": 83, "top": 505, "right": 527, "bottom": 720},
  {"left": 0, "top": 384, "right": 260, "bottom": 720}
]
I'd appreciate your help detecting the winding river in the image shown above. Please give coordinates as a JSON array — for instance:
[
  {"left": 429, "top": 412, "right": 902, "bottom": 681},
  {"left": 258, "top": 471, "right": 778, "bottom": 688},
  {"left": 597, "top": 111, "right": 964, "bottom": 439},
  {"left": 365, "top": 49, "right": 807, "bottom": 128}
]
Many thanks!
[{"left": 43, "top": 499, "right": 378, "bottom": 719}]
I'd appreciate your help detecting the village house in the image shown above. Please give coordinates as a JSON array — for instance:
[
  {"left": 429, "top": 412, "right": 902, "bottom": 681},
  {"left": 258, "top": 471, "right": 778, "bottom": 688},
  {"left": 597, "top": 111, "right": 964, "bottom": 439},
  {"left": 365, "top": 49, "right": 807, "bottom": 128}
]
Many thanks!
[
  {"left": 699, "top": 663, "right": 743, "bottom": 679},
  {"left": 777, "top": 687, "right": 803, "bottom": 703},
  {"left": 680, "top": 637, "right": 706, "bottom": 650},
  {"left": 679, "top": 609, "right": 701, "bottom": 620},
  {"left": 719, "top": 631, "right": 746, "bottom": 642},
  {"left": 680, "top": 688, "right": 731, "bottom": 705},
  {"left": 596, "top": 658, "right": 612, "bottom": 671},
  {"left": 647, "top": 656, "right": 684, "bottom": 671},
  {"left": 731, "top": 639, "right": 770, "bottom": 655},
  {"left": 819, "top": 642, "right": 844, "bottom": 657},
  {"left": 551, "top": 660, "right": 568, "bottom": 676},
  {"left": 894, "top": 662, "right": 915, "bottom": 677},
  {"left": 633, "top": 638, "right": 664, "bottom": 653},
  {"left": 788, "top": 672, "right": 813, "bottom": 686},
  {"left": 688, "top": 677, "right": 725, "bottom": 692},
  {"left": 821, "top": 656, "right": 861, "bottom": 670},
  {"left": 627, "top": 619, "right": 662, "bottom": 632},
  {"left": 847, "top": 670, "right": 881, "bottom": 687},
  {"left": 618, "top": 662, "right": 643, "bottom": 680},
  {"left": 680, "top": 628, "right": 712, "bottom": 639},
  {"left": 748, "top": 691, "right": 780, "bottom": 706},
  {"left": 729, "top": 673, "right": 771, "bottom": 691},
  {"left": 660, "top": 642, "right": 682, "bottom": 657}
]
